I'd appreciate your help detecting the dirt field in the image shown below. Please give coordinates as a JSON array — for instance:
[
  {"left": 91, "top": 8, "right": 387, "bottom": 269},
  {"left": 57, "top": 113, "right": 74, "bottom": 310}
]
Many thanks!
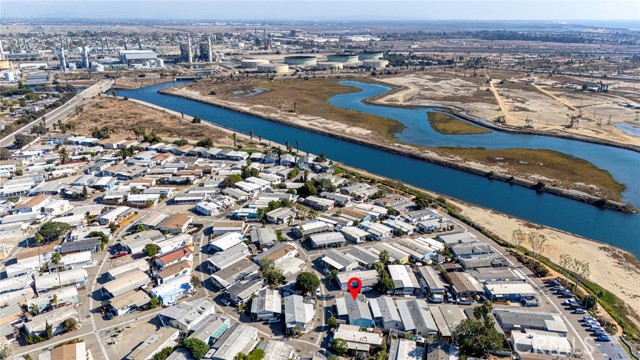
[
  {"left": 167, "top": 77, "right": 627, "bottom": 201},
  {"left": 66, "top": 96, "right": 231, "bottom": 145},
  {"left": 374, "top": 69, "right": 640, "bottom": 147},
  {"left": 185, "top": 77, "right": 403, "bottom": 140}
]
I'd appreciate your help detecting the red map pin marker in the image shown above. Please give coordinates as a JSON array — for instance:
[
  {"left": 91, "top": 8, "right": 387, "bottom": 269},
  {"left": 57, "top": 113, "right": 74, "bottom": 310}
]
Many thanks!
[{"left": 347, "top": 277, "right": 362, "bottom": 300}]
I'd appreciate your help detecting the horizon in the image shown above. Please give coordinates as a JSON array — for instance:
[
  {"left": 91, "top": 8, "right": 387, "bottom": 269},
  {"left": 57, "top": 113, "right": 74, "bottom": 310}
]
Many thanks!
[{"left": 2, "top": 0, "right": 640, "bottom": 23}]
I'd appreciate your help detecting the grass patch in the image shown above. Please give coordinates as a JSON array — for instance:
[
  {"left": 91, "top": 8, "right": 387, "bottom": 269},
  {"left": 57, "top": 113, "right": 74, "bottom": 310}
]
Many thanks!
[
  {"left": 193, "top": 77, "right": 405, "bottom": 139},
  {"left": 439, "top": 147, "right": 626, "bottom": 201},
  {"left": 428, "top": 111, "right": 492, "bottom": 135}
]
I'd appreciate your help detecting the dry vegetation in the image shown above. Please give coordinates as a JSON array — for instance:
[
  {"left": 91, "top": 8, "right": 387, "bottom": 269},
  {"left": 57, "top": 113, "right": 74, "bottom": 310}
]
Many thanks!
[
  {"left": 442, "top": 147, "right": 625, "bottom": 200},
  {"left": 68, "top": 96, "right": 229, "bottom": 144},
  {"left": 172, "top": 76, "right": 626, "bottom": 200},
  {"left": 427, "top": 111, "right": 492, "bottom": 135},
  {"left": 186, "top": 77, "right": 404, "bottom": 138}
]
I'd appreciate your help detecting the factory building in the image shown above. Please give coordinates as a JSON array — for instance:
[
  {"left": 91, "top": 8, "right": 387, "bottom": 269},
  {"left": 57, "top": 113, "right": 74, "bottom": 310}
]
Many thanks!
[
  {"left": 284, "top": 55, "right": 317, "bottom": 66},
  {"left": 257, "top": 63, "right": 289, "bottom": 74},
  {"left": 327, "top": 53, "right": 359, "bottom": 63},
  {"left": 359, "top": 50, "right": 385, "bottom": 60},
  {"left": 119, "top": 50, "right": 159, "bottom": 64},
  {"left": 240, "top": 59, "right": 269, "bottom": 69}
]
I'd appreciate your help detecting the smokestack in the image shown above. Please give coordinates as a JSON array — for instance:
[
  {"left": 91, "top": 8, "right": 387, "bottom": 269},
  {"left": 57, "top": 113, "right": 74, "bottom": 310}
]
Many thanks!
[
  {"left": 82, "top": 46, "right": 90, "bottom": 69},
  {"left": 187, "top": 37, "right": 193, "bottom": 64},
  {"left": 124, "top": 40, "right": 128, "bottom": 50},
  {"left": 138, "top": 36, "right": 143, "bottom": 50},
  {"left": 207, "top": 36, "right": 213, "bottom": 63},
  {"left": 59, "top": 48, "right": 66, "bottom": 73},
  {"left": 106, "top": 38, "right": 110, "bottom": 51},
  {"left": 0, "top": 39, "right": 4, "bottom": 61}
]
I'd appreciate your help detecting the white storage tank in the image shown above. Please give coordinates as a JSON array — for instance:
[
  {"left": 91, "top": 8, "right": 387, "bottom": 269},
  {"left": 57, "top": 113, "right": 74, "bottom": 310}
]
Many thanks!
[
  {"left": 257, "top": 63, "right": 289, "bottom": 73},
  {"left": 240, "top": 59, "right": 269, "bottom": 69}
]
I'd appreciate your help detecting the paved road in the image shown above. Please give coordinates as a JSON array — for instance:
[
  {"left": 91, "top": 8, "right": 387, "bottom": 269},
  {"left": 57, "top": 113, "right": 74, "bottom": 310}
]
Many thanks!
[{"left": 0, "top": 79, "right": 114, "bottom": 148}]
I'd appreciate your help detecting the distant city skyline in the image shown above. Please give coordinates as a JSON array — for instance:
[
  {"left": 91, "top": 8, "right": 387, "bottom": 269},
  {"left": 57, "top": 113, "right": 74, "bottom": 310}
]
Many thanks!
[{"left": 2, "top": 0, "right": 640, "bottom": 22}]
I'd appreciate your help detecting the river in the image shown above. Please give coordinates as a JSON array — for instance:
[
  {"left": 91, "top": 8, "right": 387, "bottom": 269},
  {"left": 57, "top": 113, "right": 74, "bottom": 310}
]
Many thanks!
[{"left": 118, "top": 81, "right": 640, "bottom": 259}]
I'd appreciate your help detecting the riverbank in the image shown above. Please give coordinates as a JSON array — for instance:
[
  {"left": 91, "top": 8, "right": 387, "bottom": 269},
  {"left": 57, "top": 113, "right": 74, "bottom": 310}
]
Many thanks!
[{"left": 159, "top": 86, "right": 636, "bottom": 213}]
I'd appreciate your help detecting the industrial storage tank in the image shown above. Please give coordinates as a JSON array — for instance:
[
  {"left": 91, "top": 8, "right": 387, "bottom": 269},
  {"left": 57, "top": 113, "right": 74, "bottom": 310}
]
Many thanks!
[
  {"left": 284, "top": 55, "right": 317, "bottom": 66},
  {"left": 362, "top": 59, "right": 389, "bottom": 70},
  {"left": 257, "top": 63, "right": 290, "bottom": 74},
  {"left": 359, "top": 50, "right": 384, "bottom": 60},
  {"left": 327, "top": 53, "right": 359, "bottom": 63},
  {"left": 316, "top": 62, "right": 343, "bottom": 71},
  {"left": 240, "top": 58, "right": 269, "bottom": 69}
]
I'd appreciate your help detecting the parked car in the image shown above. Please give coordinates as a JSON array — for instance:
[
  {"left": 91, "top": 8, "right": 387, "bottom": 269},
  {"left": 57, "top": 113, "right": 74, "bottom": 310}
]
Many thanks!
[
  {"left": 111, "top": 251, "right": 128, "bottom": 259},
  {"left": 220, "top": 298, "right": 231, "bottom": 306},
  {"left": 574, "top": 308, "right": 587, "bottom": 314},
  {"left": 596, "top": 335, "right": 611, "bottom": 342},
  {"left": 456, "top": 297, "right": 473, "bottom": 305}
]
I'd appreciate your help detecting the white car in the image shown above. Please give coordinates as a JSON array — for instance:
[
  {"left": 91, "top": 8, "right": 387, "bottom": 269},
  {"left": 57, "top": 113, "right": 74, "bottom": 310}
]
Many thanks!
[
  {"left": 315, "top": 288, "right": 322, "bottom": 297},
  {"left": 220, "top": 298, "right": 231, "bottom": 306}
]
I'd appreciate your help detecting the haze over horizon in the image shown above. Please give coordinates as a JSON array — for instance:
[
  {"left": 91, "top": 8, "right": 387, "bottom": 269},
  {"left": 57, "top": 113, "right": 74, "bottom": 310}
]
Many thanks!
[{"left": 2, "top": 0, "right": 640, "bottom": 23}]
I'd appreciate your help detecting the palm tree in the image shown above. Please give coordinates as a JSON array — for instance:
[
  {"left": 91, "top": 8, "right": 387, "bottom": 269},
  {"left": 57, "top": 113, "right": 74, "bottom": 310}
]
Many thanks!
[
  {"left": 50, "top": 294, "right": 58, "bottom": 309},
  {"left": 295, "top": 140, "right": 300, "bottom": 152},
  {"left": 249, "top": 130, "right": 253, "bottom": 140},
  {"left": 232, "top": 133, "right": 237, "bottom": 148},
  {"left": 59, "top": 148, "right": 69, "bottom": 164},
  {"left": 284, "top": 141, "right": 290, "bottom": 151},
  {"left": 29, "top": 304, "right": 39, "bottom": 316}
]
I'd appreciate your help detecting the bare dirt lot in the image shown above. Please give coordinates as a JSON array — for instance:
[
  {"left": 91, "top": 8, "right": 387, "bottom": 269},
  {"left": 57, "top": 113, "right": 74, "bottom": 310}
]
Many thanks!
[
  {"left": 374, "top": 69, "right": 640, "bottom": 147},
  {"left": 66, "top": 96, "right": 231, "bottom": 145}
]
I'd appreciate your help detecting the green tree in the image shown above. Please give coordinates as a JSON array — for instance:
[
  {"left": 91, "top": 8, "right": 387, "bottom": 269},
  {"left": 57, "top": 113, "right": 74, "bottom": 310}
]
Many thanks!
[
  {"left": 327, "top": 316, "right": 338, "bottom": 328},
  {"left": 38, "top": 222, "right": 72, "bottom": 242},
  {"left": 51, "top": 252, "right": 61, "bottom": 265},
  {"left": 296, "top": 272, "right": 320, "bottom": 295},
  {"left": 182, "top": 338, "right": 210, "bottom": 359},
  {"left": 414, "top": 196, "right": 431, "bottom": 210},
  {"left": 108, "top": 222, "right": 118, "bottom": 233},
  {"left": 153, "top": 347, "right": 174, "bottom": 360},
  {"left": 89, "top": 231, "right": 108, "bottom": 250},
  {"left": 377, "top": 270, "right": 395, "bottom": 293},
  {"left": 148, "top": 296, "right": 161, "bottom": 309},
  {"left": 58, "top": 147, "right": 69, "bottom": 164},
  {"left": 331, "top": 338, "right": 348, "bottom": 356},
  {"left": 297, "top": 180, "right": 318, "bottom": 196},
  {"left": 378, "top": 250, "right": 390, "bottom": 264},
  {"left": 82, "top": 185, "right": 88, "bottom": 200},
  {"left": 145, "top": 243, "right": 160, "bottom": 257},
  {"left": 63, "top": 318, "right": 78, "bottom": 332},
  {"left": 453, "top": 318, "right": 503, "bottom": 357},
  {"left": 223, "top": 174, "right": 243, "bottom": 187},
  {"left": 0, "top": 148, "right": 12, "bottom": 161}
]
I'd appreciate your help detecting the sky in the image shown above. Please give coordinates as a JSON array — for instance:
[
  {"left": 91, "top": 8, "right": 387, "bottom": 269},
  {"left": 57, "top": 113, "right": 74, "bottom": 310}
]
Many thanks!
[{"left": 2, "top": 0, "right": 640, "bottom": 22}]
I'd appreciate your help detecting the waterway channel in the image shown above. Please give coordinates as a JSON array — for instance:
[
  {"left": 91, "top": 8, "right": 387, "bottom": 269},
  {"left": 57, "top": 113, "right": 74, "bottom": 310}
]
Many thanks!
[{"left": 118, "top": 81, "right": 640, "bottom": 259}]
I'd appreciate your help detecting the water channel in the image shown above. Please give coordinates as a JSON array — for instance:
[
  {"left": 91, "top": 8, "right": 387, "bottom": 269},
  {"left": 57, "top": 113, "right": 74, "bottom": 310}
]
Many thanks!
[{"left": 118, "top": 81, "right": 640, "bottom": 258}]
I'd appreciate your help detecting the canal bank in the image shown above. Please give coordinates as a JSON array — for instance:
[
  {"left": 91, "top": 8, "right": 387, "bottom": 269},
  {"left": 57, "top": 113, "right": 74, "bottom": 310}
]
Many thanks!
[
  {"left": 159, "top": 86, "right": 635, "bottom": 213},
  {"left": 117, "top": 81, "right": 640, "bottom": 259}
]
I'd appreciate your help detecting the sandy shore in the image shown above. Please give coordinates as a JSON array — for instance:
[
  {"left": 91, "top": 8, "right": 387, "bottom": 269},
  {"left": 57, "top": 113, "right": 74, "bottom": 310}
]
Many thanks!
[{"left": 450, "top": 199, "right": 640, "bottom": 329}]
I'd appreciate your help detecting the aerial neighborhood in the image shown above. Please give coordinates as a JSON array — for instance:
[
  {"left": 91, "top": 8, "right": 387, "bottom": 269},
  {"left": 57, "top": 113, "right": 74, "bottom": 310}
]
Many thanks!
[{"left": 0, "top": 125, "right": 618, "bottom": 360}]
